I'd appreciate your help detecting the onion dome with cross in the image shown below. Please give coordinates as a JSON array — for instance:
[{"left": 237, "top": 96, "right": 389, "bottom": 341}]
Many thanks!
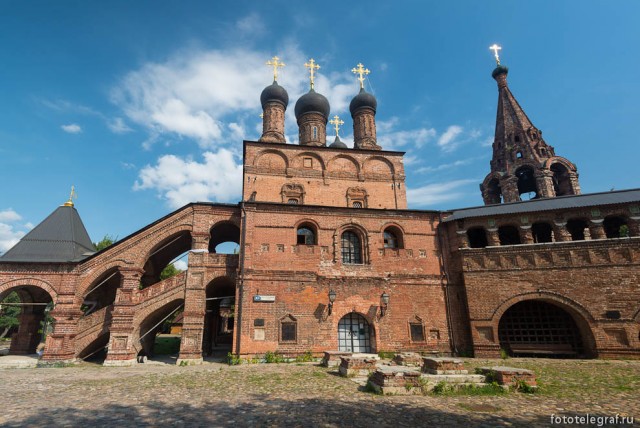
[
  {"left": 294, "top": 58, "right": 330, "bottom": 120},
  {"left": 329, "top": 115, "right": 348, "bottom": 148},
  {"left": 260, "top": 56, "right": 289, "bottom": 108},
  {"left": 349, "top": 63, "right": 377, "bottom": 115}
]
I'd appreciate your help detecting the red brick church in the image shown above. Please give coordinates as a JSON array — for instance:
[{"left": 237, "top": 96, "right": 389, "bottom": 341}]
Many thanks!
[{"left": 1, "top": 56, "right": 638, "bottom": 365}]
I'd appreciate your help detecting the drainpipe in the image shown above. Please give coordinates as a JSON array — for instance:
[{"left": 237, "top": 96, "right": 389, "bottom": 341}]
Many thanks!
[
  {"left": 234, "top": 202, "right": 248, "bottom": 355},
  {"left": 437, "top": 212, "right": 457, "bottom": 355}
]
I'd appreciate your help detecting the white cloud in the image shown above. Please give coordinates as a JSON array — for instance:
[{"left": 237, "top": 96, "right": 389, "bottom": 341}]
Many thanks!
[
  {"left": 415, "top": 158, "right": 476, "bottom": 174},
  {"left": 120, "top": 162, "right": 136, "bottom": 170},
  {"left": 0, "top": 209, "right": 27, "bottom": 254},
  {"left": 481, "top": 136, "right": 494, "bottom": 147},
  {"left": 235, "top": 13, "right": 265, "bottom": 36},
  {"left": 378, "top": 127, "right": 437, "bottom": 150},
  {"left": 437, "top": 125, "right": 463, "bottom": 152},
  {"left": 173, "top": 259, "right": 188, "bottom": 271},
  {"left": 111, "top": 45, "right": 358, "bottom": 149},
  {"left": 133, "top": 149, "right": 243, "bottom": 208},
  {"left": 61, "top": 123, "right": 82, "bottom": 134},
  {"left": 0, "top": 209, "right": 21, "bottom": 223},
  {"left": 108, "top": 117, "right": 133, "bottom": 134},
  {"left": 407, "top": 179, "right": 478, "bottom": 208}
]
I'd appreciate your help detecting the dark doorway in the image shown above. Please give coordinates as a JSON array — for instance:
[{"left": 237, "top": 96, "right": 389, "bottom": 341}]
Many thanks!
[
  {"left": 499, "top": 300, "right": 584, "bottom": 358},
  {"left": 566, "top": 219, "right": 589, "bottom": 241},
  {"left": 467, "top": 227, "right": 488, "bottom": 248},
  {"left": 532, "top": 222, "right": 554, "bottom": 243},
  {"left": 203, "top": 277, "right": 236, "bottom": 358},
  {"left": 498, "top": 225, "right": 521, "bottom": 245},
  {"left": 603, "top": 216, "right": 629, "bottom": 238},
  {"left": 338, "top": 313, "right": 372, "bottom": 353}
]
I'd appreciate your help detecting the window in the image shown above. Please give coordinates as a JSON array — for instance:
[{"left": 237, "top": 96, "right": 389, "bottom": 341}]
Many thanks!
[
  {"left": 410, "top": 323, "right": 425, "bottom": 342},
  {"left": 498, "top": 225, "right": 521, "bottom": 245},
  {"left": 313, "top": 126, "right": 317, "bottom": 139},
  {"left": 532, "top": 222, "right": 554, "bottom": 243},
  {"left": 352, "top": 201, "right": 363, "bottom": 208},
  {"left": 287, "top": 198, "right": 299, "bottom": 204},
  {"left": 341, "top": 231, "right": 362, "bottom": 264},
  {"left": 281, "top": 322, "right": 296, "bottom": 342},
  {"left": 467, "top": 227, "right": 488, "bottom": 248},
  {"left": 297, "top": 226, "right": 316, "bottom": 245},
  {"left": 383, "top": 231, "right": 398, "bottom": 248}
]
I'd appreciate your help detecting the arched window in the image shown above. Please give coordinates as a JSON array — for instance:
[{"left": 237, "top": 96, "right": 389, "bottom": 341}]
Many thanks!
[
  {"left": 515, "top": 166, "right": 538, "bottom": 200},
  {"left": 551, "top": 163, "right": 573, "bottom": 197},
  {"left": 467, "top": 227, "right": 488, "bottom": 248},
  {"left": 603, "top": 216, "right": 629, "bottom": 238},
  {"left": 532, "top": 222, "right": 554, "bottom": 243},
  {"left": 383, "top": 226, "right": 404, "bottom": 249},
  {"left": 352, "top": 201, "right": 363, "bottom": 208},
  {"left": 498, "top": 225, "right": 521, "bottom": 245},
  {"left": 313, "top": 126, "right": 317, "bottom": 139},
  {"left": 341, "top": 231, "right": 362, "bottom": 264},
  {"left": 485, "top": 178, "right": 503, "bottom": 204},
  {"left": 566, "top": 219, "right": 589, "bottom": 241},
  {"left": 287, "top": 198, "right": 299, "bottom": 204},
  {"left": 297, "top": 225, "right": 316, "bottom": 245}
]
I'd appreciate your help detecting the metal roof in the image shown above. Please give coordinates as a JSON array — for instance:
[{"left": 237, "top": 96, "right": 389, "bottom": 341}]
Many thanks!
[
  {"left": 0, "top": 205, "right": 96, "bottom": 262},
  {"left": 444, "top": 188, "right": 640, "bottom": 222}
]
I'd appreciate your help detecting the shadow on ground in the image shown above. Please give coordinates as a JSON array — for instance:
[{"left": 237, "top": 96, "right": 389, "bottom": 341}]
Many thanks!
[{"left": 5, "top": 397, "right": 551, "bottom": 427}]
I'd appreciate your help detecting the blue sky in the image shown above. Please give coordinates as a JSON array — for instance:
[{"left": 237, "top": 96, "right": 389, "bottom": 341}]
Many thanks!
[{"left": 1, "top": 0, "right": 639, "bottom": 253}]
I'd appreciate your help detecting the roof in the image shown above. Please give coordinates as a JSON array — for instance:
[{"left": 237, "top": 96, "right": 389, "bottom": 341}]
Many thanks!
[
  {"left": 0, "top": 205, "right": 96, "bottom": 263},
  {"left": 444, "top": 188, "right": 640, "bottom": 222}
]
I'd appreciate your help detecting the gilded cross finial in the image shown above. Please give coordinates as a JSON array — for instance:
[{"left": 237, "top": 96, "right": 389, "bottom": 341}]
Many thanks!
[
  {"left": 63, "top": 185, "right": 77, "bottom": 207},
  {"left": 329, "top": 115, "right": 344, "bottom": 137},
  {"left": 351, "top": 63, "right": 370, "bottom": 89},
  {"left": 266, "top": 56, "right": 285, "bottom": 82},
  {"left": 304, "top": 58, "right": 320, "bottom": 90},
  {"left": 259, "top": 112, "right": 264, "bottom": 119},
  {"left": 489, "top": 44, "right": 502, "bottom": 65}
]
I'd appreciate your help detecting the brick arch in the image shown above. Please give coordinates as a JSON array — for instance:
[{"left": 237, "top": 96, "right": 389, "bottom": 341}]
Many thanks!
[
  {"left": 491, "top": 291, "right": 597, "bottom": 356},
  {"left": 333, "top": 310, "right": 378, "bottom": 352},
  {"left": 481, "top": 171, "right": 504, "bottom": 189},
  {"left": 362, "top": 156, "right": 395, "bottom": 177},
  {"left": 254, "top": 149, "right": 289, "bottom": 171},
  {"left": 132, "top": 295, "right": 186, "bottom": 339},
  {"left": 327, "top": 154, "right": 360, "bottom": 176},
  {"left": 335, "top": 221, "right": 370, "bottom": 264},
  {"left": 291, "top": 151, "right": 326, "bottom": 171},
  {"left": 380, "top": 222, "right": 405, "bottom": 248},
  {"left": 0, "top": 278, "right": 58, "bottom": 303},
  {"left": 75, "top": 263, "right": 129, "bottom": 305},
  {"left": 135, "top": 224, "right": 194, "bottom": 268},
  {"left": 542, "top": 156, "right": 577, "bottom": 172}
]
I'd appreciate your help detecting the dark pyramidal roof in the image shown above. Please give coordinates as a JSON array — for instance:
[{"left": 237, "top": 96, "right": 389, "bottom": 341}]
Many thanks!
[{"left": 0, "top": 204, "right": 96, "bottom": 263}]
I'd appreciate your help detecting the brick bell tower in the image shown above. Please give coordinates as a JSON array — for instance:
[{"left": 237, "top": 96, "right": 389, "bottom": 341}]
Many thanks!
[
  {"left": 259, "top": 56, "right": 289, "bottom": 143},
  {"left": 480, "top": 45, "right": 581, "bottom": 205},
  {"left": 294, "top": 58, "right": 330, "bottom": 146}
]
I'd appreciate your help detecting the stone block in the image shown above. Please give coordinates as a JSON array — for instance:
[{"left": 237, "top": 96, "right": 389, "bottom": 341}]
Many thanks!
[
  {"left": 338, "top": 356, "right": 378, "bottom": 377},
  {"left": 321, "top": 351, "right": 352, "bottom": 367},
  {"left": 392, "top": 352, "right": 423, "bottom": 367},
  {"left": 477, "top": 366, "right": 537, "bottom": 387},
  {"left": 422, "top": 357, "right": 467, "bottom": 374},
  {"left": 368, "top": 366, "right": 422, "bottom": 395}
]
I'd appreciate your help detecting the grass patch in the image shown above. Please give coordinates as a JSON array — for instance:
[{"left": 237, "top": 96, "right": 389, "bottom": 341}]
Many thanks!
[{"left": 429, "top": 381, "right": 506, "bottom": 396}]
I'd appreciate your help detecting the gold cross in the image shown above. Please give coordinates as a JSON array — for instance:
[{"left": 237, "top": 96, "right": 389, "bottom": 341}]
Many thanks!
[
  {"left": 304, "top": 58, "right": 320, "bottom": 90},
  {"left": 489, "top": 44, "right": 502, "bottom": 65},
  {"left": 266, "top": 56, "right": 285, "bottom": 82},
  {"left": 259, "top": 112, "right": 264, "bottom": 119},
  {"left": 64, "top": 185, "right": 77, "bottom": 207},
  {"left": 351, "top": 63, "right": 370, "bottom": 89},
  {"left": 329, "top": 115, "right": 344, "bottom": 137}
]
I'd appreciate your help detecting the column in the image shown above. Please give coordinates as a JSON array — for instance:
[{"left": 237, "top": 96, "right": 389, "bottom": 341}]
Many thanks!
[
  {"left": 500, "top": 176, "right": 519, "bottom": 203},
  {"left": 9, "top": 312, "right": 45, "bottom": 355},
  {"left": 487, "top": 228, "right": 500, "bottom": 246},
  {"left": 554, "top": 222, "right": 572, "bottom": 242},
  {"left": 103, "top": 267, "right": 142, "bottom": 366},
  {"left": 40, "top": 303, "right": 83, "bottom": 362},
  {"left": 536, "top": 171, "right": 555, "bottom": 198},
  {"left": 519, "top": 225, "right": 534, "bottom": 244},
  {"left": 456, "top": 231, "right": 469, "bottom": 249},
  {"left": 568, "top": 172, "right": 581, "bottom": 195},
  {"left": 177, "top": 265, "right": 206, "bottom": 365},
  {"left": 589, "top": 220, "right": 606, "bottom": 240}
]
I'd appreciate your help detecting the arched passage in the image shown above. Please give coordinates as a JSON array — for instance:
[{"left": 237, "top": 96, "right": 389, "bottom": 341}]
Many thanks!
[
  {"left": 338, "top": 313, "right": 372, "bottom": 353},
  {"left": 82, "top": 268, "right": 121, "bottom": 315},
  {"left": 0, "top": 285, "right": 54, "bottom": 355},
  {"left": 209, "top": 221, "right": 240, "bottom": 254},
  {"left": 515, "top": 166, "right": 538, "bottom": 200},
  {"left": 141, "top": 231, "right": 192, "bottom": 289},
  {"left": 203, "top": 277, "right": 236, "bottom": 357},
  {"left": 498, "top": 300, "right": 590, "bottom": 358},
  {"left": 550, "top": 163, "right": 573, "bottom": 196},
  {"left": 467, "top": 227, "right": 488, "bottom": 248},
  {"left": 137, "top": 299, "right": 185, "bottom": 361},
  {"left": 603, "top": 216, "right": 629, "bottom": 238}
]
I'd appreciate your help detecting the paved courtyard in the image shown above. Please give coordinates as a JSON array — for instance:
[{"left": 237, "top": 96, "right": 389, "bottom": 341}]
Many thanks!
[{"left": 1, "top": 358, "right": 638, "bottom": 427}]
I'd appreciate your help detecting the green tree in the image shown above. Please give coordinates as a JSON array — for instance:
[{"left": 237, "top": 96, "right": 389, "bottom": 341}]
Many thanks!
[
  {"left": 94, "top": 234, "right": 118, "bottom": 251},
  {"left": 0, "top": 292, "right": 21, "bottom": 339},
  {"left": 160, "top": 263, "right": 181, "bottom": 280}
]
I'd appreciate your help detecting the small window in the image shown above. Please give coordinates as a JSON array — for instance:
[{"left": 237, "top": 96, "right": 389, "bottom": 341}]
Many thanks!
[
  {"left": 341, "top": 231, "right": 363, "bottom": 264},
  {"left": 516, "top": 151, "right": 523, "bottom": 158},
  {"left": 303, "top": 157, "right": 313, "bottom": 168},
  {"left": 313, "top": 127, "right": 317, "bottom": 139},
  {"left": 410, "top": 323, "right": 425, "bottom": 342},
  {"left": 352, "top": 201, "right": 363, "bottom": 208},
  {"left": 297, "top": 226, "right": 316, "bottom": 245},
  {"left": 515, "top": 135, "right": 520, "bottom": 143},
  {"left": 383, "top": 231, "right": 398, "bottom": 248},
  {"left": 281, "top": 322, "right": 296, "bottom": 342},
  {"left": 288, "top": 198, "right": 299, "bottom": 204}
]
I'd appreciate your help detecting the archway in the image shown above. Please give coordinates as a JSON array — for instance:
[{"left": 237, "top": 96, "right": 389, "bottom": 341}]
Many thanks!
[
  {"left": 498, "top": 300, "right": 586, "bottom": 358},
  {"left": 0, "top": 285, "right": 53, "bottom": 355},
  {"left": 338, "top": 313, "right": 372, "bottom": 353},
  {"left": 209, "top": 222, "right": 240, "bottom": 254},
  {"left": 137, "top": 299, "right": 184, "bottom": 362},
  {"left": 550, "top": 163, "right": 573, "bottom": 196},
  {"left": 141, "top": 231, "right": 192, "bottom": 289},
  {"left": 603, "top": 216, "right": 629, "bottom": 238},
  {"left": 82, "top": 268, "right": 121, "bottom": 316},
  {"left": 203, "top": 277, "right": 236, "bottom": 357},
  {"left": 532, "top": 222, "right": 554, "bottom": 243},
  {"left": 485, "top": 178, "right": 503, "bottom": 204},
  {"left": 515, "top": 166, "right": 538, "bottom": 200},
  {"left": 467, "top": 227, "right": 488, "bottom": 248}
]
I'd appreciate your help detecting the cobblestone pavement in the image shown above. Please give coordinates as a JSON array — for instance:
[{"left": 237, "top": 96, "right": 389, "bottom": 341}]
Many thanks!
[{"left": 1, "top": 358, "right": 638, "bottom": 427}]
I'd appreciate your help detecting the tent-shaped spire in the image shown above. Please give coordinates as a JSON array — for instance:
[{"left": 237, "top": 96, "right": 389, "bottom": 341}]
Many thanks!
[{"left": 0, "top": 204, "right": 96, "bottom": 263}]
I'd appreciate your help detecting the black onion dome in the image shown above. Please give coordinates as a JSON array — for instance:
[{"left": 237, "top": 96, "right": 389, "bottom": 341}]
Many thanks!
[
  {"left": 491, "top": 64, "right": 509, "bottom": 79},
  {"left": 349, "top": 88, "right": 377, "bottom": 115},
  {"left": 260, "top": 81, "right": 289, "bottom": 109},
  {"left": 329, "top": 136, "right": 348, "bottom": 149},
  {"left": 294, "top": 89, "right": 330, "bottom": 120}
]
